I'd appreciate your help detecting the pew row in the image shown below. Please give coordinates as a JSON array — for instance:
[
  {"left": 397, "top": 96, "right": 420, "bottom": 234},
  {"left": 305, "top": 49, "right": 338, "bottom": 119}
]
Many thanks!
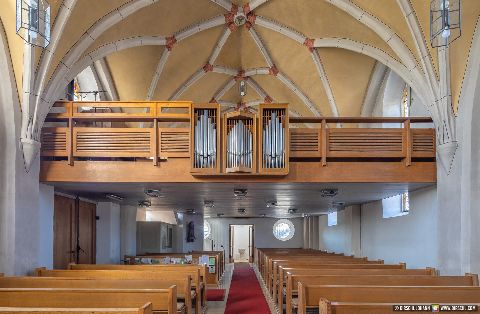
[
  {"left": 0, "top": 303, "right": 152, "bottom": 314},
  {"left": 285, "top": 274, "right": 479, "bottom": 314},
  {"left": 34, "top": 268, "right": 200, "bottom": 314},
  {"left": 297, "top": 284, "right": 480, "bottom": 314},
  {"left": 277, "top": 267, "right": 437, "bottom": 306},
  {"left": 270, "top": 262, "right": 407, "bottom": 298},
  {"left": 0, "top": 288, "right": 178, "bottom": 314},
  {"left": 318, "top": 299, "right": 480, "bottom": 314}
]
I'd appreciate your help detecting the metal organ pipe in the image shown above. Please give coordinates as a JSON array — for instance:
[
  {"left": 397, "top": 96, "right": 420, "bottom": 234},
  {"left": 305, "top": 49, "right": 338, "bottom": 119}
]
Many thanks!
[
  {"left": 194, "top": 109, "right": 216, "bottom": 168},
  {"left": 227, "top": 119, "right": 253, "bottom": 169},
  {"left": 263, "top": 110, "right": 285, "bottom": 168}
]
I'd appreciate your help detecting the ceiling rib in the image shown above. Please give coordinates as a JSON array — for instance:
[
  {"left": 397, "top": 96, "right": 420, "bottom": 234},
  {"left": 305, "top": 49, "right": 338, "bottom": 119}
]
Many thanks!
[
  {"left": 209, "top": 0, "right": 232, "bottom": 11},
  {"left": 147, "top": 49, "right": 171, "bottom": 100},
  {"left": 311, "top": 49, "right": 339, "bottom": 116}
]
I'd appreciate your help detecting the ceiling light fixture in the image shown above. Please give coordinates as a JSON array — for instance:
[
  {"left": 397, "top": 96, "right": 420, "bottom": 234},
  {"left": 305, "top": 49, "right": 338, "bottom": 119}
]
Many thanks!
[
  {"left": 234, "top": 188, "right": 248, "bottom": 197},
  {"left": 288, "top": 208, "right": 298, "bottom": 214},
  {"left": 138, "top": 200, "right": 151, "bottom": 208},
  {"left": 186, "top": 209, "right": 197, "bottom": 215},
  {"left": 266, "top": 201, "right": 277, "bottom": 208},
  {"left": 320, "top": 188, "right": 338, "bottom": 197},
  {"left": 430, "top": 0, "right": 461, "bottom": 47},
  {"left": 204, "top": 200, "right": 215, "bottom": 208},
  {"left": 217, "top": 213, "right": 224, "bottom": 217},
  {"left": 144, "top": 189, "right": 162, "bottom": 198},
  {"left": 105, "top": 194, "right": 124, "bottom": 202},
  {"left": 237, "top": 208, "right": 246, "bottom": 214}
]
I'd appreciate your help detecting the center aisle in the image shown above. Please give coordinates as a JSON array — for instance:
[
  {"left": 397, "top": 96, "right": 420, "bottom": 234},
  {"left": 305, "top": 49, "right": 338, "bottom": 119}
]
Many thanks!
[{"left": 224, "top": 263, "right": 271, "bottom": 314}]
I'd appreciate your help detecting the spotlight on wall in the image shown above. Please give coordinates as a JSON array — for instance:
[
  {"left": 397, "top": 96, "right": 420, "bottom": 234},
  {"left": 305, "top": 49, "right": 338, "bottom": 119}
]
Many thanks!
[
  {"left": 234, "top": 188, "right": 248, "bottom": 197},
  {"left": 138, "top": 200, "right": 151, "bottom": 208},
  {"left": 331, "top": 201, "right": 345, "bottom": 210},
  {"left": 288, "top": 208, "right": 298, "bottom": 214},
  {"left": 237, "top": 208, "right": 246, "bottom": 214},
  {"left": 105, "top": 194, "right": 124, "bottom": 202},
  {"left": 217, "top": 213, "right": 225, "bottom": 217},
  {"left": 320, "top": 188, "right": 338, "bottom": 197},
  {"left": 260, "top": 214, "right": 267, "bottom": 218},
  {"left": 186, "top": 209, "right": 197, "bottom": 215},
  {"left": 144, "top": 189, "right": 162, "bottom": 198},
  {"left": 204, "top": 200, "right": 215, "bottom": 208}
]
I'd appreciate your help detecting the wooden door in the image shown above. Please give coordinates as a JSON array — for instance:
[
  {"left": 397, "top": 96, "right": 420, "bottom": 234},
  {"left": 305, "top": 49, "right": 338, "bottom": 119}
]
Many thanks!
[
  {"left": 78, "top": 200, "right": 96, "bottom": 264},
  {"left": 53, "top": 195, "right": 96, "bottom": 268},
  {"left": 53, "top": 195, "right": 76, "bottom": 269}
]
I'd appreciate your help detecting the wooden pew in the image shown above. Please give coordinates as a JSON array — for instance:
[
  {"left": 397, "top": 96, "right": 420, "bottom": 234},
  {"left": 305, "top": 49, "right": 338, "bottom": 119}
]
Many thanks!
[
  {"left": 0, "top": 303, "right": 152, "bottom": 314},
  {"left": 34, "top": 268, "right": 200, "bottom": 314},
  {"left": 68, "top": 264, "right": 207, "bottom": 299},
  {"left": 297, "top": 284, "right": 480, "bottom": 314},
  {"left": 269, "top": 259, "right": 388, "bottom": 295},
  {"left": 0, "top": 277, "right": 192, "bottom": 314},
  {"left": 0, "top": 288, "right": 178, "bottom": 314},
  {"left": 318, "top": 299, "right": 480, "bottom": 314},
  {"left": 285, "top": 274, "right": 479, "bottom": 314},
  {"left": 270, "top": 262, "right": 406, "bottom": 298}
]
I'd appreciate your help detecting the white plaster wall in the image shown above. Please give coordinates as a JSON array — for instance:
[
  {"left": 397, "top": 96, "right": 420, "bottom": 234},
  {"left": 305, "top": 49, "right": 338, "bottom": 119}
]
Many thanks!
[
  {"left": 120, "top": 205, "right": 137, "bottom": 259},
  {"left": 318, "top": 206, "right": 361, "bottom": 256},
  {"left": 361, "top": 186, "right": 438, "bottom": 269},
  {"left": 38, "top": 184, "right": 54, "bottom": 269},
  {"left": 204, "top": 218, "right": 304, "bottom": 257},
  {"left": 96, "top": 202, "right": 121, "bottom": 264}
]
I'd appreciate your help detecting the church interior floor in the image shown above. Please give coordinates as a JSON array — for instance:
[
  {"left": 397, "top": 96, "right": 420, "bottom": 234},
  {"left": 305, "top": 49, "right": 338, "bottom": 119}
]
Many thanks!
[{"left": 207, "top": 263, "right": 276, "bottom": 314}]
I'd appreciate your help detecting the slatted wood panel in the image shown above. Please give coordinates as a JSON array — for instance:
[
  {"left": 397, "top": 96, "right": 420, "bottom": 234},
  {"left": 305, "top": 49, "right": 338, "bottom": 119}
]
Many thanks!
[
  {"left": 41, "top": 128, "right": 68, "bottom": 156},
  {"left": 328, "top": 129, "right": 404, "bottom": 157},
  {"left": 74, "top": 128, "right": 154, "bottom": 157},
  {"left": 412, "top": 129, "right": 436, "bottom": 157},
  {"left": 159, "top": 128, "right": 190, "bottom": 157},
  {"left": 290, "top": 129, "right": 321, "bottom": 158}
]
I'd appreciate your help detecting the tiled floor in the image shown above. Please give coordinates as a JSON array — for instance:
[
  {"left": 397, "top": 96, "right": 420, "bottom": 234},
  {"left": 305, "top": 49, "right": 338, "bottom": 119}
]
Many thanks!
[{"left": 206, "top": 263, "right": 277, "bottom": 314}]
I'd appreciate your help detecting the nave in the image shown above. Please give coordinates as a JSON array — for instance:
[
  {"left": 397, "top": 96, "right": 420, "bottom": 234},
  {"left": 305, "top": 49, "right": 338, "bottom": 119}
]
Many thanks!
[{"left": 2, "top": 0, "right": 480, "bottom": 313}]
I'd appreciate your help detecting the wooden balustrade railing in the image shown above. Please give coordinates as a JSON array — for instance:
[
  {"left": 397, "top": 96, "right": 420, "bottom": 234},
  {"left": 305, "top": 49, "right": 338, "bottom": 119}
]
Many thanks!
[{"left": 42, "top": 101, "right": 435, "bottom": 168}]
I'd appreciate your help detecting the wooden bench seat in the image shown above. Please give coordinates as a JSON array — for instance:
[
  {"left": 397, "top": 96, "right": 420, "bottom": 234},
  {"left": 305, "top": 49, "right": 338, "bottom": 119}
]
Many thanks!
[
  {"left": 297, "top": 285, "right": 480, "bottom": 314},
  {"left": 284, "top": 274, "right": 479, "bottom": 314},
  {"left": 0, "top": 303, "right": 152, "bottom": 314},
  {"left": 34, "top": 269, "right": 200, "bottom": 314},
  {"left": 0, "top": 288, "right": 179, "bottom": 314},
  {"left": 318, "top": 300, "right": 480, "bottom": 314}
]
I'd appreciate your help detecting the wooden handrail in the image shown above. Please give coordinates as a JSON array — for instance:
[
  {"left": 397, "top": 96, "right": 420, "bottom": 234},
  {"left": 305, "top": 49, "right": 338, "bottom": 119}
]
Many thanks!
[{"left": 48, "top": 101, "right": 432, "bottom": 124}]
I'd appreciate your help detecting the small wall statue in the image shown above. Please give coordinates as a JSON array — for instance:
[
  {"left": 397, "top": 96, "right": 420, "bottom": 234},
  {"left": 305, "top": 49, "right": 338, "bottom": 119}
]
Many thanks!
[{"left": 186, "top": 221, "right": 196, "bottom": 242}]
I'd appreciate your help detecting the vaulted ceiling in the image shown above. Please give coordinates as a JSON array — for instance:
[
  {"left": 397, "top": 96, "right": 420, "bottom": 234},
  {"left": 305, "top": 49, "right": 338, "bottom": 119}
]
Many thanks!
[{"left": 1, "top": 0, "right": 479, "bottom": 118}]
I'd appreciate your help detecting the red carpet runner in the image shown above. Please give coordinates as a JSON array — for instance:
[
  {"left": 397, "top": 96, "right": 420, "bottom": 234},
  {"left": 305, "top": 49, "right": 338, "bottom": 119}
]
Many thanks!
[{"left": 224, "top": 263, "right": 271, "bottom": 314}]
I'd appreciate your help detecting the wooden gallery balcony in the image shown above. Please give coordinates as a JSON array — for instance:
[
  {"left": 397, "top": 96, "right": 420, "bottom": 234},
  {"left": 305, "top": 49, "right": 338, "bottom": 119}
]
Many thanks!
[{"left": 39, "top": 101, "right": 436, "bottom": 183}]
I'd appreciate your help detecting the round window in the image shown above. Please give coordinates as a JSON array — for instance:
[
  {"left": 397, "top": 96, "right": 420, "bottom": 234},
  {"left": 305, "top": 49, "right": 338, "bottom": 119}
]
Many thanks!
[
  {"left": 204, "top": 221, "right": 211, "bottom": 239},
  {"left": 273, "top": 219, "right": 295, "bottom": 241}
]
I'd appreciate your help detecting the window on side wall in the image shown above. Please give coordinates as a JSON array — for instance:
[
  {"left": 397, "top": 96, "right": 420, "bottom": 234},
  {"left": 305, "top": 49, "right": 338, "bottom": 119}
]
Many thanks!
[
  {"left": 382, "top": 192, "right": 410, "bottom": 218},
  {"left": 327, "top": 212, "right": 338, "bottom": 226}
]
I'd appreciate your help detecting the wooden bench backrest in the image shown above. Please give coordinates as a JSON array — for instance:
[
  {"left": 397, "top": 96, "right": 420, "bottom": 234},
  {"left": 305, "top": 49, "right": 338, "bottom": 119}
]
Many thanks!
[
  {"left": 34, "top": 269, "right": 200, "bottom": 314},
  {"left": 0, "top": 303, "right": 152, "bottom": 314},
  {"left": 0, "top": 276, "right": 191, "bottom": 314},
  {"left": 318, "top": 300, "right": 480, "bottom": 314},
  {"left": 67, "top": 264, "right": 207, "bottom": 287},
  {"left": 282, "top": 274, "right": 478, "bottom": 314},
  {"left": 297, "top": 284, "right": 480, "bottom": 314},
  {"left": 0, "top": 288, "right": 176, "bottom": 313}
]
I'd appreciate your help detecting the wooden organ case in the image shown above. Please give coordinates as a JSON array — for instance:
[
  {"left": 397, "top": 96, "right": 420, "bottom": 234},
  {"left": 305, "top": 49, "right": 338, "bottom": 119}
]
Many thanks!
[{"left": 190, "top": 103, "right": 289, "bottom": 176}]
